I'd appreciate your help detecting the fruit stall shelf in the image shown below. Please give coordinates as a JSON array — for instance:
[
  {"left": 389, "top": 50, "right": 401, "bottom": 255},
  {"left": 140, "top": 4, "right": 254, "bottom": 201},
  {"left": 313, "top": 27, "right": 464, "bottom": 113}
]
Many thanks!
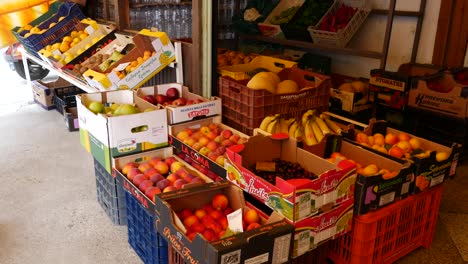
[
  {"left": 125, "top": 192, "right": 169, "bottom": 264},
  {"left": 94, "top": 158, "right": 127, "bottom": 225},
  {"left": 328, "top": 184, "right": 443, "bottom": 264}
]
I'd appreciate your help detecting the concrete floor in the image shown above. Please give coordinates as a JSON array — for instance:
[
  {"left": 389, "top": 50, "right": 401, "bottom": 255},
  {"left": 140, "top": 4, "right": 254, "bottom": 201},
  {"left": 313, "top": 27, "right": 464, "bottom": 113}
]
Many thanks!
[{"left": 0, "top": 57, "right": 467, "bottom": 264}]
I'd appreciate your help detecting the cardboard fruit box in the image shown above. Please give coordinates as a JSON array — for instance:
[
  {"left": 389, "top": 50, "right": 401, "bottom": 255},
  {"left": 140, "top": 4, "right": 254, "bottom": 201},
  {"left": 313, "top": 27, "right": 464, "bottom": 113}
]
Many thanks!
[
  {"left": 77, "top": 90, "right": 169, "bottom": 174},
  {"left": 155, "top": 181, "right": 295, "bottom": 264},
  {"left": 408, "top": 72, "right": 468, "bottom": 118},
  {"left": 257, "top": 0, "right": 306, "bottom": 39},
  {"left": 369, "top": 63, "right": 443, "bottom": 110},
  {"left": 113, "top": 147, "right": 212, "bottom": 214},
  {"left": 137, "top": 83, "right": 222, "bottom": 124},
  {"left": 225, "top": 133, "right": 356, "bottom": 223},
  {"left": 345, "top": 119, "right": 461, "bottom": 194},
  {"left": 83, "top": 29, "right": 175, "bottom": 91},
  {"left": 292, "top": 198, "right": 353, "bottom": 258},
  {"left": 32, "top": 77, "right": 72, "bottom": 110},
  {"left": 168, "top": 116, "right": 250, "bottom": 178},
  {"left": 304, "top": 134, "right": 414, "bottom": 215}
]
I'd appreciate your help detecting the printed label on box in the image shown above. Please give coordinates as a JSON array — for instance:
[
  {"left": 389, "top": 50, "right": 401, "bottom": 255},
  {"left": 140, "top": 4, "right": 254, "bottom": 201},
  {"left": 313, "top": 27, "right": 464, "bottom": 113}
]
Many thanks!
[
  {"left": 245, "top": 253, "right": 269, "bottom": 264},
  {"left": 272, "top": 234, "right": 292, "bottom": 264},
  {"left": 221, "top": 249, "right": 241, "bottom": 264}
]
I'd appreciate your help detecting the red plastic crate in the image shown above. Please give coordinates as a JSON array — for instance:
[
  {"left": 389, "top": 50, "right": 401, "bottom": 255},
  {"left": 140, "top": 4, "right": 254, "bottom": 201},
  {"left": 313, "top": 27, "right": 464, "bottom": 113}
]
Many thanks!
[{"left": 328, "top": 184, "right": 443, "bottom": 264}]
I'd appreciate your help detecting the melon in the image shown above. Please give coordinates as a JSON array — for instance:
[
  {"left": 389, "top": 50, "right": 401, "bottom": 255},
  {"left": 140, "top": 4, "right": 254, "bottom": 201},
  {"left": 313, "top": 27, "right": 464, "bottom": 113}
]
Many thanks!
[
  {"left": 247, "top": 72, "right": 278, "bottom": 94},
  {"left": 276, "top": 80, "right": 299, "bottom": 94}
]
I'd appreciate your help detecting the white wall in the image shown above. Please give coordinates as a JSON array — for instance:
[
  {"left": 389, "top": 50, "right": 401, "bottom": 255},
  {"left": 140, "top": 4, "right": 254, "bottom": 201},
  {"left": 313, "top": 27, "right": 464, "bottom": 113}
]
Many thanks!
[{"left": 325, "top": 0, "right": 440, "bottom": 78}]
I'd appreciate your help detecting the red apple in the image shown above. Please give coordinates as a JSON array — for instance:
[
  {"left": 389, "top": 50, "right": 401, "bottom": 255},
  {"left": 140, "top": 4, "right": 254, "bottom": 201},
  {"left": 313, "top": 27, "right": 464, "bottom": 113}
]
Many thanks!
[
  {"left": 166, "top": 87, "right": 180, "bottom": 100},
  {"left": 143, "top": 95, "right": 157, "bottom": 104},
  {"left": 229, "top": 134, "right": 240, "bottom": 144},
  {"left": 172, "top": 97, "right": 187, "bottom": 107},
  {"left": 185, "top": 99, "right": 195, "bottom": 105},
  {"left": 156, "top": 94, "right": 168, "bottom": 104},
  {"left": 221, "top": 129, "right": 233, "bottom": 139}
]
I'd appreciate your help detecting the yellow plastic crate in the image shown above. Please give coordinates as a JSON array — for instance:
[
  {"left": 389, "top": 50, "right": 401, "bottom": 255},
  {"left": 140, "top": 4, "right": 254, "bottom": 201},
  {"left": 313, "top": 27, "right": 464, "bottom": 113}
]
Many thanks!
[{"left": 218, "top": 55, "right": 297, "bottom": 80}]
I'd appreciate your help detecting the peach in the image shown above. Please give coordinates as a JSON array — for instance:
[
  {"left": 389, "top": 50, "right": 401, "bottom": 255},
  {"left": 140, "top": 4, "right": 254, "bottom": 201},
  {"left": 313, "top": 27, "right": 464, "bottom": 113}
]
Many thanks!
[
  {"left": 149, "top": 173, "right": 165, "bottom": 184},
  {"left": 209, "top": 210, "right": 224, "bottom": 220},
  {"left": 183, "top": 137, "right": 196, "bottom": 147},
  {"left": 170, "top": 161, "right": 184, "bottom": 174},
  {"left": 157, "top": 179, "right": 171, "bottom": 190},
  {"left": 164, "top": 157, "right": 177, "bottom": 166},
  {"left": 183, "top": 215, "right": 199, "bottom": 228},
  {"left": 229, "top": 134, "right": 240, "bottom": 144},
  {"left": 398, "top": 132, "right": 411, "bottom": 142},
  {"left": 163, "top": 186, "right": 177, "bottom": 193},
  {"left": 139, "top": 179, "right": 154, "bottom": 193},
  {"left": 200, "top": 126, "right": 211, "bottom": 136},
  {"left": 397, "top": 141, "right": 412, "bottom": 153},
  {"left": 127, "top": 168, "right": 141, "bottom": 181},
  {"left": 192, "top": 142, "right": 203, "bottom": 151},
  {"left": 355, "top": 132, "right": 368, "bottom": 144},
  {"left": 212, "top": 193, "right": 229, "bottom": 211},
  {"left": 221, "top": 139, "right": 235, "bottom": 147},
  {"left": 199, "top": 147, "right": 211, "bottom": 156},
  {"left": 148, "top": 157, "right": 162, "bottom": 167},
  {"left": 181, "top": 208, "right": 193, "bottom": 219},
  {"left": 221, "top": 129, "right": 233, "bottom": 139},
  {"left": 176, "top": 168, "right": 189, "bottom": 178},
  {"left": 191, "top": 131, "right": 202, "bottom": 141},
  {"left": 176, "top": 130, "right": 190, "bottom": 141},
  {"left": 194, "top": 209, "right": 207, "bottom": 219},
  {"left": 388, "top": 146, "right": 404, "bottom": 158},
  {"left": 202, "top": 229, "right": 215, "bottom": 242},
  {"left": 246, "top": 222, "right": 261, "bottom": 231},
  {"left": 206, "top": 131, "right": 218, "bottom": 140},
  {"left": 173, "top": 178, "right": 187, "bottom": 189},
  {"left": 145, "top": 186, "right": 161, "bottom": 202},
  {"left": 138, "top": 162, "right": 152, "bottom": 173},
  {"left": 143, "top": 167, "right": 158, "bottom": 177},
  {"left": 214, "top": 135, "right": 224, "bottom": 143},
  {"left": 133, "top": 174, "right": 147, "bottom": 187},
  {"left": 190, "top": 222, "right": 205, "bottom": 233},
  {"left": 243, "top": 209, "right": 260, "bottom": 224},
  {"left": 215, "top": 156, "right": 225, "bottom": 166},
  {"left": 373, "top": 133, "right": 385, "bottom": 146},
  {"left": 166, "top": 173, "right": 180, "bottom": 184},
  {"left": 154, "top": 161, "right": 169, "bottom": 174},
  {"left": 385, "top": 133, "right": 399, "bottom": 145},
  {"left": 122, "top": 162, "right": 138, "bottom": 175},
  {"left": 208, "top": 123, "right": 218, "bottom": 131},
  {"left": 409, "top": 138, "right": 421, "bottom": 150},
  {"left": 198, "top": 136, "right": 210, "bottom": 147},
  {"left": 207, "top": 152, "right": 220, "bottom": 161},
  {"left": 367, "top": 135, "right": 375, "bottom": 146},
  {"left": 182, "top": 173, "right": 195, "bottom": 183},
  {"left": 206, "top": 141, "right": 219, "bottom": 151}
]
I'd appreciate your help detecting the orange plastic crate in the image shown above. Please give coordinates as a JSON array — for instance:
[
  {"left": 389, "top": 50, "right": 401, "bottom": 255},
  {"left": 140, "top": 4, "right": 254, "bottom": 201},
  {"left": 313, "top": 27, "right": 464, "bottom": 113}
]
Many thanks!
[{"left": 328, "top": 184, "right": 443, "bottom": 264}]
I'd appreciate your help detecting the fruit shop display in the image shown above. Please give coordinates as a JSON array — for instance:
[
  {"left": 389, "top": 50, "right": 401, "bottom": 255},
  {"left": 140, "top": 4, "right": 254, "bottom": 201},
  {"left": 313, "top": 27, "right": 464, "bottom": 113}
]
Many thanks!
[
  {"left": 120, "top": 157, "right": 206, "bottom": 202},
  {"left": 175, "top": 194, "right": 263, "bottom": 242},
  {"left": 252, "top": 158, "right": 318, "bottom": 184},
  {"left": 40, "top": 29, "right": 91, "bottom": 64},
  {"left": 175, "top": 124, "right": 249, "bottom": 167},
  {"left": 217, "top": 49, "right": 257, "bottom": 67},
  {"left": 175, "top": 151, "right": 224, "bottom": 182},
  {"left": 141, "top": 87, "right": 203, "bottom": 107},
  {"left": 113, "top": 50, "right": 156, "bottom": 80},
  {"left": 71, "top": 52, "right": 111, "bottom": 76},
  {"left": 353, "top": 131, "right": 449, "bottom": 162},
  {"left": 15, "top": 16, "right": 67, "bottom": 38},
  {"left": 327, "top": 152, "right": 398, "bottom": 179},
  {"left": 317, "top": 4, "right": 357, "bottom": 32},
  {"left": 258, "top": 109, "right": 342, "bottom": 144}
]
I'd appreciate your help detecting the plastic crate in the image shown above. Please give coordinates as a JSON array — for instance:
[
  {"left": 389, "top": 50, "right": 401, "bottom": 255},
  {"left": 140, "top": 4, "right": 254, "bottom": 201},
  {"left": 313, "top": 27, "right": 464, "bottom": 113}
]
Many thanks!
[
  {"left": 12, "top": 2, "right": 86, "bottom": 56},
  {"left": 54, "top": 86, "right": 85, "bottom": 115},
  {"left": 218, "top": 55, "right": 297, "bottom": 81},
  {"left": 291, "top": 241, "right": 330, "bottom": 263},
  {"left": 64, "top": 107, "right": 79, "bottom": 132},
  {"left": 328, "top": 184, "right": 443, "bottom": 264},
  {"left": 125, "top": 192, "right": 169, "bottom": 264},
  {"left": 219, "top": 67, "right": 331, "bottom": 134},
  {"left": 94, "top": 158, "right": 127, "bottom": 225},
  {"left": 308, "top": 0, "right": 371, "bottom": 47}
]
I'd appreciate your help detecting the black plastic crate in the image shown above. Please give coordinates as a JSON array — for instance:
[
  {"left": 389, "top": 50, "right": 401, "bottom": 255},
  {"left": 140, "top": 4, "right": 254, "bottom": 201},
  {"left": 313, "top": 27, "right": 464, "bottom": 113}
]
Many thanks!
[
  {"left": 94, "top": 158, "right": 127, "bottom": 225},
  {"left": 125, "top": 192, "right": 168, "bottom": 264},
  {"left": 64, "top": 107, "right": 79, "bottom": 132},
  {"left": 54, "top": 86, "right": 85, "bottom": 115}
]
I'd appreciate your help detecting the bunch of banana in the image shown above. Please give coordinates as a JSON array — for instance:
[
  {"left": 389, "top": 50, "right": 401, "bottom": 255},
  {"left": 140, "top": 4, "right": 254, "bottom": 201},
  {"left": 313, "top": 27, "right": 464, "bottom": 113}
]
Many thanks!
[
  {"left": 259, "top": 114, "right": 297, "bottom": 135},
  {"left": 301, "top": 110, "right": 342, "bottom": 146}
]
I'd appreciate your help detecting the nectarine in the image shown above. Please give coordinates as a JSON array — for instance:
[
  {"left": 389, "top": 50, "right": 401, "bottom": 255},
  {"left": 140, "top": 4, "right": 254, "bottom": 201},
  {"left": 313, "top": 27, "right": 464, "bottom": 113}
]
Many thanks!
[
  {"left": 138, "top": 162, "right": 152, "bottom": 173},
  {"left": 127, "top": 168, "right": 141, "bottom": 181},
  {"left": 154, "top": 161, "right": 169, "bottom": 174},
  {"left": 194, "top": 209, "right": 207, "bottom": 219},
  {"left": 246, "top": 222, "right": 261, "bottom": 231},
  {"left": 133, "top": 174, "right": 147, "bottom": 187},
  {"left": 183, "top": 215, "right": 199, "bottom": 228},
  {"left": 243, "top": 209, "right": 260, "bottom": 224},
  {"left": 145, "top": 186, "right": 161, "bottom": 202},
  {"left": 170, "top": 161, "right": 184, "bottom": 173},
  {"left": 139, "top": 179, "right": 154, "bottom": 193},
  {"left": 385, "top": 133, "right": 399, "bottom": 145},
  {"left": 122, "top": 162, "right": 138, "bottom": 175},
  {"left": 388, "top": 146, "right": 404, "bottom": 158},
  {"left": 212, "top": 194, "right": 229, "bottom": 211}
]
